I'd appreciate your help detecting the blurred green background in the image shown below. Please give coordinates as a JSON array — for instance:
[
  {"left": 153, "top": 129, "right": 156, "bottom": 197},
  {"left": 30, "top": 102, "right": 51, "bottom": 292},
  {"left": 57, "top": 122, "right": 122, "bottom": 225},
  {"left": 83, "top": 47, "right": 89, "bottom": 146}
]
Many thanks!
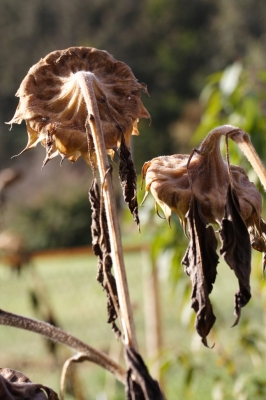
[{"left": 2, "top": 0, "right": 266, "bottom": 399}]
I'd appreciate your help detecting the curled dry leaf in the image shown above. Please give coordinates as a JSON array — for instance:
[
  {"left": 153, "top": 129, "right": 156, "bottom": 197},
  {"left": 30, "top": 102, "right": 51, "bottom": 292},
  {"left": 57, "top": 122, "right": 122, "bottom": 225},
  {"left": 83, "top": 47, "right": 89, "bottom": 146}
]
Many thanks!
[
  {"left": 89, "top": 178, "right": 121, "bottom": 337},
  {"left": 142, "top": 124, "right": 266, "bottom": 342},
  {"left": 0, "top": 368, "right": 59, "bottom": 400},
  {"left": 125, "top": 346, "right": 165, "bottom": 400},
  {"left": 119, "top": 135, "right": 140, "bottom": 227},
  {"left": 182, "top": 196, "right": 218, "bottom": 347},
  {"left": 219, "top": 186, "right": 251, "bottom": 326},
  {"left": 8, "top": 46, "right": 150, "bottom": 165}
]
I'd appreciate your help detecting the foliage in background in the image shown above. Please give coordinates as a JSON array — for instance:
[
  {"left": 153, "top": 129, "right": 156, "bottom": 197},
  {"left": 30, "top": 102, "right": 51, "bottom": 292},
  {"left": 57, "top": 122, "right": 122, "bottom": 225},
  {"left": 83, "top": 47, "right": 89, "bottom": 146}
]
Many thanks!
[
  {"left": 3, "top": 0, "right": 266, "bottom": 171},
  {"left": 7, "top": 190, "right": 92, "bottom": 251},
  {"left": 193, "top": 62, "right": 266, "bottom": 169}
]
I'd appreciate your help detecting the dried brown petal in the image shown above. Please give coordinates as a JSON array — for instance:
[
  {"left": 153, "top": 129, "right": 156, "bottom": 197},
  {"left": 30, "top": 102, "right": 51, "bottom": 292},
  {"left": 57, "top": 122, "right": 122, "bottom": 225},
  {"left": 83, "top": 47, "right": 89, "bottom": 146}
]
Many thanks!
[
  {"left": 247, "top": 216, "right": 266, "bottom": 256},
  {"left": 219, "top": 187, "right": 251, "bottom": 326},
  {"left": 246, "top": 222, "right": 266, "bottom": 275},
  {"left": 142, "top": 125, "right": 262, "bottom": 229},
  {"left": 182, "top": 196, "right": 218, "bottom": 346},
  {"left": 8, "top": 47, "right": 150, "bottom": 165}
]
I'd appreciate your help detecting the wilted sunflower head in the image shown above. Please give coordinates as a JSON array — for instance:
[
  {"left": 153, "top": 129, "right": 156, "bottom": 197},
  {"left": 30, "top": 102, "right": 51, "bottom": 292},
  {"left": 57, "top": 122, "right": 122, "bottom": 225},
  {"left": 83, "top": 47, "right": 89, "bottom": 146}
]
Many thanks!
[
  {"left": 142, "top": 124, "right": 262, "bottom": 229},
  {"left": 142, "top": 124, "right": 266, "bottom": 346},
  {"left": 7, "top": 46, "right": 150, "bottom": 166}
]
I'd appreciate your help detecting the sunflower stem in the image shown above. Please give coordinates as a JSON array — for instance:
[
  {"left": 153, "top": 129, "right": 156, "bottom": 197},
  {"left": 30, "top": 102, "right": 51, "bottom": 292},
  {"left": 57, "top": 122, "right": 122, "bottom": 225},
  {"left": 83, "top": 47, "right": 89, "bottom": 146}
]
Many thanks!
[
  {"left": 0, "top": 309, "right": 127, "bottom": 384},
  {"left": 229, "top": 130, "right": 266, "bottom": 191},
  {"left": 75, "top": 71, "right": 138, "bottom": 351}
]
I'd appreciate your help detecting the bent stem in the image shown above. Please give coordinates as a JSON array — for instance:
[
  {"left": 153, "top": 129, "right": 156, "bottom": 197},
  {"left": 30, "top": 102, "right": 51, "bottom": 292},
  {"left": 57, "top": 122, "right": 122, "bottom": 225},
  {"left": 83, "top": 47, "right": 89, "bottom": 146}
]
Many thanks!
[
  {"left": 0, "top": 309, "right": 126, "bottom": 384},
  {"left": 229, "top": 130, "right": 266, "bottom": 191},
  {"left": 60, "top": 352, "right": 110, "bottom": 400},
  {"left": 75, "top": 71, "right": 138, "bottom": 350}
]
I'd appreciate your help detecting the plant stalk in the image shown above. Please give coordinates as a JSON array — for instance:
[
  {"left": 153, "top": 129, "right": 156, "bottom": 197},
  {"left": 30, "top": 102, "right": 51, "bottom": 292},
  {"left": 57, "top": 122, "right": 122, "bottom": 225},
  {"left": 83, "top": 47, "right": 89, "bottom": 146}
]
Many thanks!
[
  {"left": 0, "top": 309, "right": 126, "bottom": 384},
  {"left": 229, "top": 130, "right": 266, "bottom": 191},
  {"left": 75, "top": 71, "right": 138, "bottom": 350}
]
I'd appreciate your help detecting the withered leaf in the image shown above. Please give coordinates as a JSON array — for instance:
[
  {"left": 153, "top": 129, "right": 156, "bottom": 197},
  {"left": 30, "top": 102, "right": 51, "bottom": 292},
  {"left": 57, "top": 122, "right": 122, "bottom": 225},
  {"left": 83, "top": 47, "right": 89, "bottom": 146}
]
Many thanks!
[
  {"left": 125, "top": 346, "right": 165, "bottom": 400},
  {"left": 89, "top": 178, "right": 110, "bottom": 261},
  {"left": 182, "top": 195, "right": 218, "bottom": 346},
  {"left": 219, "top": 186, "right": 251, "bottom": 326},
  {"left": 119, "top": 135, "right": 139, "bottom": 227},
  {"left": 88, "top": 178, "right": 121, "bottom": 337},
  {"left": 0, "top": 368, "right": 59, "bottom": 400}
]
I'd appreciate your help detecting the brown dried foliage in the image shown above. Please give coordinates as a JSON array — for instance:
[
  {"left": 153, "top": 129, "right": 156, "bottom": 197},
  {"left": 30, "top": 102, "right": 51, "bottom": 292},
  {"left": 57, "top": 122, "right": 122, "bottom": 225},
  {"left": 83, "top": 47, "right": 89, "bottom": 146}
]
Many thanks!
[
  {"left": 182, "top": 196, "right": 218, "bottom": 347},
  {"left": 125, "top": 346, "right": 165, "bottom": 400},
  {"left": 89, "top": 178, "right": 121, "bottom": 337},
  {"left": 119, "top": 135, "right": 140, "bottom": 227},
  {"left": 8, "top": 46, "right": 150, "bottom": 166},
  {"left": 142, "top": 125, "right": 266, "bottom": 343},
  {"left": 0, "top": 368, "right": 59, "bottom": 400},
  {"left": 219, "top": 186, "right": 251, "bottom": 326}
]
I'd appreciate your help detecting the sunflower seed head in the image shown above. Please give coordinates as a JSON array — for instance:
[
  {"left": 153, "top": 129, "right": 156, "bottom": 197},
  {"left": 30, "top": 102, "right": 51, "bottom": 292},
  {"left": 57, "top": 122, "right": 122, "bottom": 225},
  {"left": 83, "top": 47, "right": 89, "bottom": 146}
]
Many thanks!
[
  {"left": 8, "top": 47, "right": 150, "bottom": 166},
  {"left": 142, "top": 125, "right": 262, "bottom": 228}
]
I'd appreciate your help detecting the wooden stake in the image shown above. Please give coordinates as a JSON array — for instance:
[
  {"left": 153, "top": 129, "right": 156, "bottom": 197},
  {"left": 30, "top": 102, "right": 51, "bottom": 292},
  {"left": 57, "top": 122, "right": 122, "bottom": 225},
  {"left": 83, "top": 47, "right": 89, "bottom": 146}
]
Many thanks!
[{"left": 142, "top": 251, "right": 163, "bottom": 386}]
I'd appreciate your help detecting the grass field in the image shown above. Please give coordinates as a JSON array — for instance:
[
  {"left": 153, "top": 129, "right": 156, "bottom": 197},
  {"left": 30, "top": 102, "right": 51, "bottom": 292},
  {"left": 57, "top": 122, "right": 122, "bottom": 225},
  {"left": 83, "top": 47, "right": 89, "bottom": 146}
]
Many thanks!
[{"left": 1, "top": 248, "right": 266, "bottom": 399}]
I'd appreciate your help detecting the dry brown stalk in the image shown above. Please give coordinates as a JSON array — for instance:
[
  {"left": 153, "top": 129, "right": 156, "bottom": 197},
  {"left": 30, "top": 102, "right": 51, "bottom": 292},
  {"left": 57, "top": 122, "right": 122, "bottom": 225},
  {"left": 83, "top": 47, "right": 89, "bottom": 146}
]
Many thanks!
[
  {"left": 75, "top": 70, "right": 138, "bottom": 349},
  {"left": 0, "top": 309, "right": 127, "bottom": 385}
]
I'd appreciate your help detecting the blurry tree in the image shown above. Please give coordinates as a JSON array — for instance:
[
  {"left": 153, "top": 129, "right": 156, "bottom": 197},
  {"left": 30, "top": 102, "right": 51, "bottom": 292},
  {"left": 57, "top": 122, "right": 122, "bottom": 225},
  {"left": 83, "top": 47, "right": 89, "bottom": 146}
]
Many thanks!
[
  {"left": 3, "top": 0, "right": 266, "bottom": 173},
  {"left": 7, "top": 189, "right": 92, "bottom": 251}
]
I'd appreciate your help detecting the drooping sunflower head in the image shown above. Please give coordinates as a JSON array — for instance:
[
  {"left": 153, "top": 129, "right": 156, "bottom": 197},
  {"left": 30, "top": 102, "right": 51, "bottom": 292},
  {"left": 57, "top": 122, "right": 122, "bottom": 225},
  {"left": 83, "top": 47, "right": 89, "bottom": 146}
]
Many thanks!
[{"left": 8, "top": 47, "right": 150, "bottom": 166}]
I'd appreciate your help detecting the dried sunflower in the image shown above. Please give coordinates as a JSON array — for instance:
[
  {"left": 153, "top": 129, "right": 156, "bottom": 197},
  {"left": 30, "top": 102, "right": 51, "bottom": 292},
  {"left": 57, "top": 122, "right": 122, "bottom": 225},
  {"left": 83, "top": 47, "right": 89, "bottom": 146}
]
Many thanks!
[
  {"left": 8, "top": 46, "right": 151, "bottom": 349},
  {"left": 142, "top": 124, "right": 266, "bottom": 345},
  {"left": 8, "top": 46, "right": 150, "bottom": 166}
]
